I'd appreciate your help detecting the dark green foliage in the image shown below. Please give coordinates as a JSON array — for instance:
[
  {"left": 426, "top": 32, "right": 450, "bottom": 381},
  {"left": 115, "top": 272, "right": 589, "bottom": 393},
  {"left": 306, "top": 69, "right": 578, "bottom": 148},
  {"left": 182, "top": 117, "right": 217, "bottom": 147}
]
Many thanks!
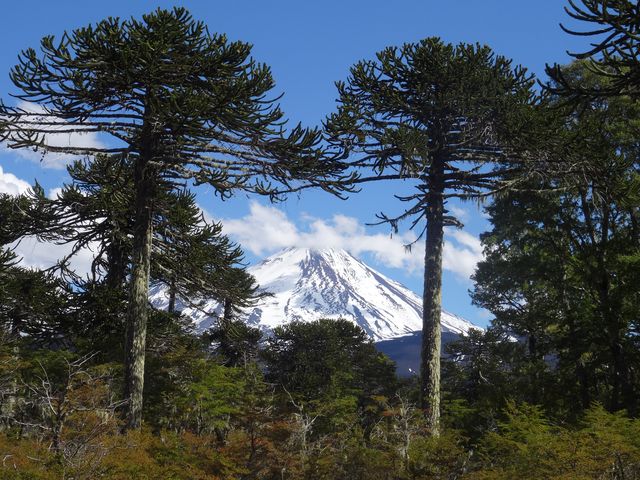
[
  {"left": 0, "top": 8, "right": 343, "bottom": 197},
  {"left": 263, "top": 319, "right": 397, "bottom": 440},
  {"left": 0, "top": 193, "right": 32, "bottom": 246},
  {"left": 263, "top": 319, "right": 397, "bottom": 404},
  {"left": 25, "top": 154, "right": 260, "bottom": 310},
  {"left": 325, "top": 37, "right": 537, "bottom": 216},
  {"left": 144, "top": 341, "right": 247, "bottom": 435},
  {"left": 547, "top": 0, "right": 640, "bottom": 98},
  {"left": 471, "top": 62, "right": 640, "bottom": 417},
  {"left": 0, "top": 267, "right": 73, "bottom": 347},
  {"left": 207, "top": 319, "right": 262, "bottom": 367},
  {"left": 0, "top": 195, "right": 75, "bottom": 346},
  {"left": 150, "top": 189, "right": 260, "bottom": 313},
  {"left": 18, "top": 156, "right": 134, "bottom": 284},
  {"left": 472, "top": 403, "right": 640, "bottom": 479}
]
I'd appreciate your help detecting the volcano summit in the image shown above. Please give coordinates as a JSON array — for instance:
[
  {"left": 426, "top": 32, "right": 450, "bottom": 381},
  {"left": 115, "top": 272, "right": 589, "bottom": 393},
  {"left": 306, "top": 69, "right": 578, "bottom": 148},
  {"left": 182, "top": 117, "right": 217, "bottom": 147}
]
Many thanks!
[{"left": 151, "top": 247, "right": 479, "bottom": 342}]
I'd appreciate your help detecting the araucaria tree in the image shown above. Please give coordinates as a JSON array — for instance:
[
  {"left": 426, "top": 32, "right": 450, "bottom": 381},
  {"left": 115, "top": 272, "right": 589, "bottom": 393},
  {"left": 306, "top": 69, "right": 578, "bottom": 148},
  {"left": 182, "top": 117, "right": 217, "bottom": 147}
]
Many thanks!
[
  {"left": 0, "top": 8, "right": 345, "bottom": 429},
  {"left": 325, "top": 38, "right": 536, "bottom": 433},
  {"left": 546, "top": 0, "right": 640, "bottom": 97}
]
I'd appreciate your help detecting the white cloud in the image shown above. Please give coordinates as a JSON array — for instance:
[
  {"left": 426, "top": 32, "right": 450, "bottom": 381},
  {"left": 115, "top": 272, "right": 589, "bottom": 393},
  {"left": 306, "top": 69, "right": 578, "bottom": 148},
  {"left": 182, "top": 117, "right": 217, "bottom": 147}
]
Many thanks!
[
  {"left": 0, "top": 166, "right": 30, "bottom": 195},
  {"left": 447, "top": 229, "right": 483, "bottom": 256},
  {"left": 4, "top": 191, "right": 484, "bottom": 283},
  {"left": 1, "top": 101, "right": 106, "bottom": 170},
  {"left": 443, "top": 229, "right": 484, "bottom": 279},
  {"left": 222, "top": 201, "right": 485, "bottom": 281},
  {"left": 12, "top": 236, "right": 96, "bottom": 278},
  {"left": 48, "top": 187, "right": 63, "bottom": 200},
  {"left": 0, "top": 167, "right": 91, "bottom": 275},
  {"left": 222, "top": 203, "right": 300, "bottom": 254},
  {"left": 448, "top": 204, "right": 470, "bottom": 222}
]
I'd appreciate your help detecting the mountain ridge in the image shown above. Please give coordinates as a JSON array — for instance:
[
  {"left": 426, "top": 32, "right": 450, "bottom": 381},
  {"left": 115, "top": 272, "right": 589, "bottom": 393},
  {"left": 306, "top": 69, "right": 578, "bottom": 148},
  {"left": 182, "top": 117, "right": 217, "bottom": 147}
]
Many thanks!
[{"left": 150, "top": 247, "right": 480, "bottom": 341}]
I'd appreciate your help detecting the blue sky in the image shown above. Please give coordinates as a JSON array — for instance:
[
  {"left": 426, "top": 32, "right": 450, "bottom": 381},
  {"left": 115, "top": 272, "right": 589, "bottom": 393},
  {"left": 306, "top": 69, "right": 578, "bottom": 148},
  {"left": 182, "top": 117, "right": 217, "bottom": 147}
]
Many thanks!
[{"left": 0, "top": 1, "right": 591, "bottom": 327}]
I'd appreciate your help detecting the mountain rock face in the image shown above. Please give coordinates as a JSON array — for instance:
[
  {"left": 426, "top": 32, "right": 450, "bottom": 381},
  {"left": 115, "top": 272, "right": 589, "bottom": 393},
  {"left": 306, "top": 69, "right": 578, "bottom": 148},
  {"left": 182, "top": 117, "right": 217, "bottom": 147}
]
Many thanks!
[
  {"left": 150, "top": 247, "right": 479, "bottom": 342},
  {"left": 376, "top": 331, "right": 464, "bottom": 376}
]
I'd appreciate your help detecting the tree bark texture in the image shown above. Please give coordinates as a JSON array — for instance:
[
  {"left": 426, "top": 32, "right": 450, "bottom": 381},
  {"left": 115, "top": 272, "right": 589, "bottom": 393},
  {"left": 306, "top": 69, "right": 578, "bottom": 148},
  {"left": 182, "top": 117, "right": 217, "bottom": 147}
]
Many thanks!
[
  {"left": 123, "top": 156, "right": 154, "bottom": 430},
  {"left": 168, "top": 277, "right": 177, "bottom": 314},
  {"left": 420, "top": 156, "right": 445, "bottom": 436},
  {"left": 223, "top": 298, "right": 234, "bottom": 324},
  {"left": 105, "top": 237, "right": 128, "bottom": 290}
]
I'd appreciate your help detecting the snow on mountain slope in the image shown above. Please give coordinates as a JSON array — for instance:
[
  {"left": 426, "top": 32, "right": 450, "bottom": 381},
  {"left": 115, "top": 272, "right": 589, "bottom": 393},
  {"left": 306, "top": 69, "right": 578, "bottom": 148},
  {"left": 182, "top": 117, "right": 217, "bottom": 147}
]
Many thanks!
[{"left": 150, "top": 247, "right": 480, "bottom": 341}]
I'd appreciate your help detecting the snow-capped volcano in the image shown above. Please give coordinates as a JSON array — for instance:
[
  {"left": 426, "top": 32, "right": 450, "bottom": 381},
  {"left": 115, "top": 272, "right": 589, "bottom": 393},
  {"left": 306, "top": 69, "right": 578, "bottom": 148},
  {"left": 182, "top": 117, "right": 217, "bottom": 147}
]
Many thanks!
[{"left": 150, "top": 247, "right": 479, "bottom": 341}]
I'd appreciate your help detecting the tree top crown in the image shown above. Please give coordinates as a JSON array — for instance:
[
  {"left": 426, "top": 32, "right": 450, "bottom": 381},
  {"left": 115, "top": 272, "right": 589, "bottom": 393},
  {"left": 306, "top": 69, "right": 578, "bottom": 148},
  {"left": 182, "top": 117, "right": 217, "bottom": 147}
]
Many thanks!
[{"left": 1, "top": 7, "right": 351, "bottom": 199}]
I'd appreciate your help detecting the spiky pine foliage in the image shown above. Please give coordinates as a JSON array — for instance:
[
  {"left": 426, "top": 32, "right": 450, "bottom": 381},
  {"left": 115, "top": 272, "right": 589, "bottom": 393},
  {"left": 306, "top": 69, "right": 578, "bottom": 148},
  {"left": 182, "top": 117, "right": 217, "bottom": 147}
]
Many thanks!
[
  {"left": 32, "top": 154, "right": 260, "bottom": 311},
  {"left": 17, "top": 155, "right": 261, "bottom": 367},
  {"left": 546, "top": 0, "right": 640, "bottom": 98},
  {"left": 0, "top": 194, "right": 72, "bottom": 346},
  {"left": 151, "top": 189, "right": 259, "bottom": 315}
]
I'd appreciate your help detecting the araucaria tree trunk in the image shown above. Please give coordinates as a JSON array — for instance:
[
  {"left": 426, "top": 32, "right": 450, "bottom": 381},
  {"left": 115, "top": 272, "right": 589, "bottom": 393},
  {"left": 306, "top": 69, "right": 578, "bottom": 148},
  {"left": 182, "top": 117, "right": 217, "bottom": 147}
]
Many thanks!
[
  {"left": 124, "top": 156, "right": 155, "bottom": 429},
  {"left": 420, "top": 160, "right": 445, "bottom": 435},
  {"left": 167, "top": 277, "right": 177, "bottom": 314}
]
